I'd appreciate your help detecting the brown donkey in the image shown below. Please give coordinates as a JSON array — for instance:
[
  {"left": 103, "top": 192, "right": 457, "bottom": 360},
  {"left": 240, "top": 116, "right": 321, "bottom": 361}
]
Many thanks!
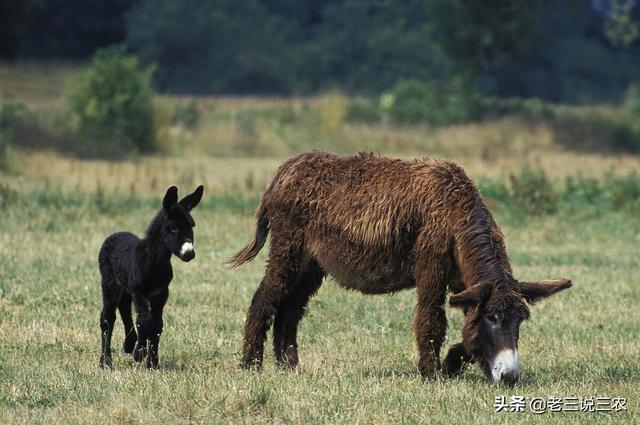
[{"left": 230, "top": 151, "right": 571, "bottom": 385}]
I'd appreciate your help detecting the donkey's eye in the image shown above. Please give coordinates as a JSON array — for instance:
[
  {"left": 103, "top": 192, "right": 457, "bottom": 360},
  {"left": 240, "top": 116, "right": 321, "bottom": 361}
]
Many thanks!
[
  {"left": 169, "top": 226, "right": 179, "bottom": 234},
  {"left": 485, "top": 314, "right": 498, "bottom": 325}
]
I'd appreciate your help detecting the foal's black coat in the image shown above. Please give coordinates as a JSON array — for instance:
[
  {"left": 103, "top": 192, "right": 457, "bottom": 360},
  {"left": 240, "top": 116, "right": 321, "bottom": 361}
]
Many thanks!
[{"left": 98, "top": 185, "right": 203, "bottom": 368}]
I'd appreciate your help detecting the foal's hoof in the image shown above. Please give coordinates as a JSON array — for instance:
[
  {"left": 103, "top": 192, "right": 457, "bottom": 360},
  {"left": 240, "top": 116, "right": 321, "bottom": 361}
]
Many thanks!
[
  {"left": 132, "top": 345, "right": 147, "bottom": 363},
  {"left": 99, "top": 356, "right": 113, "bottom": 369},
  {"left": 146, "top": 356, "right": 160, "bottom": 369}
]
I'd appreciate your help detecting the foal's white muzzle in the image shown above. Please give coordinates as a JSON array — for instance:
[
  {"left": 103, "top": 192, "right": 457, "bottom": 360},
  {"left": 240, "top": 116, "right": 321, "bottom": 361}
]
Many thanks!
[
  {"left": 180, "top": 241, "right": 194, "bottom": 255},
  {"left": 490, "top": 349, "right": 520, "bottom": 385}
]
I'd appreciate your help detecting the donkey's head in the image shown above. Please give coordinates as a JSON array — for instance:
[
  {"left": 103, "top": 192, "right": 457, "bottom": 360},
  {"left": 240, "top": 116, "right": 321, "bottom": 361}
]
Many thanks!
[
  {"left": 449, "top": 278, "right": 571, "bottom": 385},
  {"left": 160, "top": 185, "right": 204, "bottom": 262}
]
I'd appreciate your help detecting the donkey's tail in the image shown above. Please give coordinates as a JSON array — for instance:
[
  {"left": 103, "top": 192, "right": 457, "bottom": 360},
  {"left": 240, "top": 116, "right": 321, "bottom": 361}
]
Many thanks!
[{"left": 228, "top": 203, "right": 269, "bottom": 267}]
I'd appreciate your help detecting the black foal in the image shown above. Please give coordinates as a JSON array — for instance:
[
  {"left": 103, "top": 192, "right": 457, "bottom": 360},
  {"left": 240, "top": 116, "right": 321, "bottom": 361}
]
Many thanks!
[{"left": 98, "top": 185, "right": 203, "bottom": 369}]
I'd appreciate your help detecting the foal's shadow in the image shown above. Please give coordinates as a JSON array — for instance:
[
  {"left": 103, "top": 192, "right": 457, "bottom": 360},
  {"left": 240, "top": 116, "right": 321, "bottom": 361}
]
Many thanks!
[{"left": 116, "top": 357, "right": 191, "bottom": 372}]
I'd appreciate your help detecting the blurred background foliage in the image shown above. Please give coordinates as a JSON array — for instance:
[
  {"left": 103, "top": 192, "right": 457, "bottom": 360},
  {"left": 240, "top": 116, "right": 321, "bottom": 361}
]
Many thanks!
[
  {"left": 1, "top": 0, "right": 640, "bottom": 158},
  {"left": 2, "top": 0, "right": 639, "bottom": 102}
]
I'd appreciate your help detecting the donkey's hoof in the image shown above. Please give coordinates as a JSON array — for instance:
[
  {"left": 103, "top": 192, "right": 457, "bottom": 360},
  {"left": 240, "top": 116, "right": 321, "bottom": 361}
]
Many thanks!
[
  {"left": 442, "top": 356, "right": 465, "bottom": 377},
  {"left": 276, "top": 346, "right": 299, "bottom": 369},
  {"left": 100, "top": 356, "right": 113, "bottom": 369},
  {"left": 418, "top": 363, "right": 440, "bottom": 380},
  {"left": 240, "top": 357, "right": 263, "bottom": 371},
  {"left": 132, "top": 346, "right": 147, "bottom": 363}
]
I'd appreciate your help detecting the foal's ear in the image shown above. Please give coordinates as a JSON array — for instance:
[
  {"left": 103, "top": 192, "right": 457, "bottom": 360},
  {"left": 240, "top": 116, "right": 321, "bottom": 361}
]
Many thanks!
[
  {"left": 163, "top": 186, "right": 178, "bottom": 210},
  {"left": 517, "top": 279, "right": 572, "bottom": 304},
  {"left": 449, "top": 282, "right": 492, "bottom": 308},
  {"left": 179, "top": 185, "right": 204, "bottom": 211}
]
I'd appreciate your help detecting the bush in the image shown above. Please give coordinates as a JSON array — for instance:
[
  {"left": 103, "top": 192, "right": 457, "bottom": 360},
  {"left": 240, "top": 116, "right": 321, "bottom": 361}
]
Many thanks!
[
  {"left": 173, "top": 100, "right": 200, "bottom": 128},
  {"left": 507, "top": 166, "right": 559, "bottom": 215},
  {"left": 66, "top": 46, "right": 155, "bottom": 158},
  {"left": 345, "top": 100, "right": 381, "bottom": 124},
  {"left": 384, "top": 79, "right": 481, "bottom": 126}
]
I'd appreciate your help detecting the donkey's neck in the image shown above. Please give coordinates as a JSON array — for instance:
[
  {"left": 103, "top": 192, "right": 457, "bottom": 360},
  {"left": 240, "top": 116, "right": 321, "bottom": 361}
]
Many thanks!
[
  {"left": 453, "top": 198, "right": 514, "bottom": 288},
  {"left": 143, "top": 210, "right": 172, "bottom": 264}
]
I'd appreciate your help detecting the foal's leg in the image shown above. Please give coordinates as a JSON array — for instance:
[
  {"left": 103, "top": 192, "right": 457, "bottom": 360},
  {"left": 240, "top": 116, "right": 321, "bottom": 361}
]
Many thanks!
[
  {"left": 132, "top": 293, "right": 153, "bottom": 363},
  {"left": 147, "top": 290, "right": 169, "bottom": 369},
  {"left": 117, "top": 293, "right": 136, "bottom": 353},
  {"left": 413, "top": 259, "right": 450, "bottom": 378},
  {"left": 99, "top": 285, "right": 120, "bottom": 369},
  {"left": 273, "top": 260, "right": 324, "bottom": 368},
  {"left": 241, "top": 235, "right": 302, "bottom": 370}
]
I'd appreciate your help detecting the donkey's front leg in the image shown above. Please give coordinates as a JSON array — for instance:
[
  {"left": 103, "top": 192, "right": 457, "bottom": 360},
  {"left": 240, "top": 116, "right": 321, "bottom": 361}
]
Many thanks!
[
  {"left": 442, "top": 342, "right": 473, "bottom": 377},
  {"left": 147, "top": 290, "right": 169, "bottom": 369},
  {"left": 132, "top": 293, "right": 152, "bottom": 363},
  {"left": 414, "top": 298, "right": 447, "bottom": 377},
  {"left": 413, "top": 274, "right": 448, "bottom": 378}
]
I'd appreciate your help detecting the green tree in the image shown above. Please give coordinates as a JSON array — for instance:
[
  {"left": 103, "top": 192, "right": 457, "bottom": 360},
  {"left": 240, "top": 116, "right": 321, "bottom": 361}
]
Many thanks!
[
  {"left": 604, "top": 0, "right": 640, "bottom": 48},
  {"left": 427, "top": 0, "right": 538, "bottom": 74},
  {"left": 126, "top": 0, "right": 290, "bottom": 93},
  {"left": 66, "top": 46, "right": 155, "bottom": 157}
]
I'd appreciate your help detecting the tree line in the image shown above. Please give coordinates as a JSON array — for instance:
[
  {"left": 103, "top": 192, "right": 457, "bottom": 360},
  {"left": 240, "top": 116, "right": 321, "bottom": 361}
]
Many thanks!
[{"left": 3, "top": 0, "right": 640, "bottom": 102}]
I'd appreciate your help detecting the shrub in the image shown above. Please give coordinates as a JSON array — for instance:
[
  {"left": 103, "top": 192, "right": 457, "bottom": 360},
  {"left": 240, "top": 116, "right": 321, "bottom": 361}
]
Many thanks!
[
  {"left": 507, "top": 166, "right": 558, "bottom": 215},
  {"left": 384, "top": 78, "right": 481, "bottom": 126},
  {"left": 66, "top": 46, "right": 155, "bottom": 158},
  {"left": 173, "top": 100, "right": 200, "bottom": 128},
  {"left": 345, "top": 100, "right": 381, "bottom": 124}
]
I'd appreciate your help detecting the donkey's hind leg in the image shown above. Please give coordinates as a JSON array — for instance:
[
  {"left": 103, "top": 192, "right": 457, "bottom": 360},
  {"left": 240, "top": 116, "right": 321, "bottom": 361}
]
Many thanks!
[
  {"left": 273, "top": 259, "right": 324, "bottom": 368},
  {"left": 241, "top": 233, "right": 303, "bottom": 370},
  {"left": 117, "top": 293, "right": 136, "bottom": 353},
  {"left": 99, "top": 282, "right": 121, "bottom": 369}
]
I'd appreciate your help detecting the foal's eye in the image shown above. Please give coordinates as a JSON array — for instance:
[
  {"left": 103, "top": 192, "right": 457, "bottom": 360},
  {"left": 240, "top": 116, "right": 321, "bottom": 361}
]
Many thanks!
[
  {"left": 485, "top": 314, "right": 498, "bottom": 326},
  {"left": 169, "top": 226, "right": 179, "bottom": 234}
]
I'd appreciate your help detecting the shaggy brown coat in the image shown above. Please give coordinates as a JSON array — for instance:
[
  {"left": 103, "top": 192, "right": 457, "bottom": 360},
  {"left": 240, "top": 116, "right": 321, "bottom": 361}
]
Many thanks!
[{"left": 231, "top": 151, "right": 570, "bottom": 379}]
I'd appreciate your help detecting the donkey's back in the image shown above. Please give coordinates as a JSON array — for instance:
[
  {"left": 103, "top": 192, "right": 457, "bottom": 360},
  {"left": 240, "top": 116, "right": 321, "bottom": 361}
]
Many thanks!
[
  {"left": 99, "top": 232, "right": 140, "bottom": 279},
  {"left": 232, "top": 151, "right": 470, "bottom": 292}
]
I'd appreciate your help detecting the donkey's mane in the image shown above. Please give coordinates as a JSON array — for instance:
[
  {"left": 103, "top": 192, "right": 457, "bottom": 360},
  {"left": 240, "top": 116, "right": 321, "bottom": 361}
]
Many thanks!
[
  {"left": 145, "top": 210, "right": 165, "bottom": 239},
  {"left": 453, "top": 195, "right": 514, "bottom": 288}
]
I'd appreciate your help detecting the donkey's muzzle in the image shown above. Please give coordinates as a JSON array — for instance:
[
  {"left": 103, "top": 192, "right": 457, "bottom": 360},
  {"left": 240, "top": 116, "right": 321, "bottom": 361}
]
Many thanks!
[
  {"left": 179, "top": 241, "right": 195, "bottom": 262},
  {"left": 181, "top": 250, "right": 195, "bottom": 262},
  {"left": 499, "top": 369, "right": 520, "bottom": 387},
  {"left": 490, "top": 349, "right": 520, "bottom": 386}
]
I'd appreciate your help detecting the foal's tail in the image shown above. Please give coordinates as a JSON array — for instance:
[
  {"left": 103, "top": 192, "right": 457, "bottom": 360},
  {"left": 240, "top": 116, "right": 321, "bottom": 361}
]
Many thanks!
[{"left": 228, "top": 202, "right": 269, "bottom": 267}]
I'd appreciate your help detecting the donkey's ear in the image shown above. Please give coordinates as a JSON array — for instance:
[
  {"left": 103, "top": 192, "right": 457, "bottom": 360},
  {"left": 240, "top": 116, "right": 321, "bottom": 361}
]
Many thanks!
[
  {"left": 179, "top": 185, "right": 204, "bottom": 211},
  {"left": 449, "top": 282, "right": 492, "bottom": 308},
  {"left": 517, "top": 279, "right": 572, "bottom": 304},
  {"left": 163, "top": 186, "right": 178, "bottom": 210}
]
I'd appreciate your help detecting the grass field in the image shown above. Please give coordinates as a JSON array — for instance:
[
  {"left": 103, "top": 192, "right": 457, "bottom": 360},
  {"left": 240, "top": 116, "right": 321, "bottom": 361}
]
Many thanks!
[
  {"left": 1, "top": 150, "right": 638, "bottom": 424},
  {"left": 0, "top": 63, "right": 638, "bottom": 423}
]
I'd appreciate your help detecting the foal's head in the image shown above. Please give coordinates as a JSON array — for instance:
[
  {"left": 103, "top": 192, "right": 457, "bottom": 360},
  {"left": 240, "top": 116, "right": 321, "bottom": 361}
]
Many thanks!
[
  {"left": 449, "top": 278, "right": 571, "bottom": 386},
  {"left": 159, "top": 185, "right": 204, "bottom": 262}
]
